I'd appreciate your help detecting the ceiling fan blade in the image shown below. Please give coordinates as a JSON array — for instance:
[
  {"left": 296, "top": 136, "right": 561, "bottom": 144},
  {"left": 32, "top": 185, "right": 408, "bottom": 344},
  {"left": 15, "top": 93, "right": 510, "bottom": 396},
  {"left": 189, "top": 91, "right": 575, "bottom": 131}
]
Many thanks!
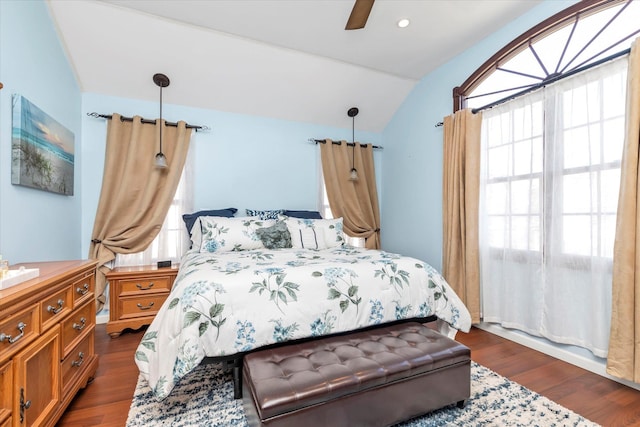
[{"left": 345, "top": 0, "right": 375, "bottom": 30}]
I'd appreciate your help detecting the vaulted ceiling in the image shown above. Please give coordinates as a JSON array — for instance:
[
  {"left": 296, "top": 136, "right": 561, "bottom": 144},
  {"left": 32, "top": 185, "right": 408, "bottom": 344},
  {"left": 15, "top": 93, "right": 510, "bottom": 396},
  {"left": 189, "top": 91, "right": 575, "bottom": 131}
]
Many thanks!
[{"left": 47, "top": 0, "right": 544, "bottom": 132}]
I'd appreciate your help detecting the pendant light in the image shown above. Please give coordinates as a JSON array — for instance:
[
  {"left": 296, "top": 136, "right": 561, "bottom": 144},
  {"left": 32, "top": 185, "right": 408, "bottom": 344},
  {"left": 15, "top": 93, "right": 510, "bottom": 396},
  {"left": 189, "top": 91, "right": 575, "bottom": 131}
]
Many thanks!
[
  {"left": 153, "top": 73, "right": 170, "bottom": 168},
  {"left": 348, "top": 107, "right": 359, "bottom": 181}
]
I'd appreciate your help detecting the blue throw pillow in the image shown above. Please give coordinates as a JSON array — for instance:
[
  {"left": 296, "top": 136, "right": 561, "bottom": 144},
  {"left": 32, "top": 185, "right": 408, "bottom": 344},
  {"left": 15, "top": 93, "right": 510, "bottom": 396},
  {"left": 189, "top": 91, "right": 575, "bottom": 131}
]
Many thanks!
[
  {"left": 182, "top": 208, "right": 237, "bottom": 235},
  {"left": 283, "top": 210, "right": 323, "bottom": 219}
]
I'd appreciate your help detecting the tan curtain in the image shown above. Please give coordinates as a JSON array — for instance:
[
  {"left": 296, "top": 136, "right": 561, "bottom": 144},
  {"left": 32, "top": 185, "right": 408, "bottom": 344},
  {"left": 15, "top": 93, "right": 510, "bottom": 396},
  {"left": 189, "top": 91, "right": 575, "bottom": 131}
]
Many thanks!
[
  {"left": 607, "top": 38, "right": 640, "bottom": 382},
  {"left": 320, "top": 139, "right": 381, "bottom": 249},
  {"left": 442, "top": 109, "right": 482, "bottom": 323},
  {"left": 89, "top": 115, "right": 192, "bottom": 311}
]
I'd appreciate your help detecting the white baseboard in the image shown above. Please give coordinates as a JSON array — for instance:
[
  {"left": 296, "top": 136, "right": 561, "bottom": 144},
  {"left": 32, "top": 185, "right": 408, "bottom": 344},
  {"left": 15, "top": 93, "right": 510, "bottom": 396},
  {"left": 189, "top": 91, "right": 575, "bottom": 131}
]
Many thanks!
[
  {"left": 476, "top": 322, "right": 640, "bottom": 391},
  {"left": 96, "top": 312, "right": 109, "bottom": 325}
]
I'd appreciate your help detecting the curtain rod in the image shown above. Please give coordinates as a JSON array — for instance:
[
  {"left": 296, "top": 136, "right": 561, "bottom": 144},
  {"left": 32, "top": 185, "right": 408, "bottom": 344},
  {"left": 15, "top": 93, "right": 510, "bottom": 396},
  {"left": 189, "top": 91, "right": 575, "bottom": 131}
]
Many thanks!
[
  {"left": 309, "top": 138, "right": 383, "bottom": 150},
  {"left": 435, "top": 46, "right": 632, "bottom": 127},
  {"left": 87, "top": 112, "right": 209, "bottom": 132}
]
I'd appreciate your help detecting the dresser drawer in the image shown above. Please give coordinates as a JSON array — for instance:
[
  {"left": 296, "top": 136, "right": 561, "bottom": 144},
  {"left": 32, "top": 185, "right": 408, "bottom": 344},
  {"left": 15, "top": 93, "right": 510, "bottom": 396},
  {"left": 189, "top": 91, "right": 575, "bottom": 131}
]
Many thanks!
[
  {"left": 117, "top": 276, "right": 172, "bottom": 296},
  {"left": 41, "top": 285, "right": 73, "bottom": 331},
  {"left": 61, "top": 300, "right": 95, "bottom": 358},
  {"left": 0, "top": 304, "right": 39, "bottom": 361},
  {"left": 118, "top": 293, "right": 170, "bottom": 320},
  {"left": 71, "top": 272, "right": 95, "bottom": 308},
  {"left": 61, "top": 331, "right": 95, "bottom": 396}
]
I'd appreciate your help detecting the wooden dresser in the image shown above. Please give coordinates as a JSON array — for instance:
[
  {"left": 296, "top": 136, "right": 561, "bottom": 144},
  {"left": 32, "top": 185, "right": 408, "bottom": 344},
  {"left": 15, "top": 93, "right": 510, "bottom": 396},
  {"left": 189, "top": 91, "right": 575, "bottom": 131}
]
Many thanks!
[
  {"left": 0, "top": 259, "right": 98, "bottom": 427},
  {"left": 105, "top": 265, "right": 178, "bottom": 338}
]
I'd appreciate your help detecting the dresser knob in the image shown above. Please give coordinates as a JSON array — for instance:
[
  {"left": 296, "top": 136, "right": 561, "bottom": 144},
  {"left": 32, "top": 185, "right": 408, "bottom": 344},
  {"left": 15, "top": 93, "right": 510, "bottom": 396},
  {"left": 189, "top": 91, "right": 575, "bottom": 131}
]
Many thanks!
[
  {"left": 47, "top": 299, "right": 65, "bottom": 314},
  {"left": 0, "top": 321, "right": 26, "bottom": 344},
  {"left": 76, "top": 283, "right": 90, "bottom": 295},
  {"left": 73, "top": 317, "right": 87, "bottom": 331},
  {"left": 71, "top": 351, "right": 85, "bottom": 367}
]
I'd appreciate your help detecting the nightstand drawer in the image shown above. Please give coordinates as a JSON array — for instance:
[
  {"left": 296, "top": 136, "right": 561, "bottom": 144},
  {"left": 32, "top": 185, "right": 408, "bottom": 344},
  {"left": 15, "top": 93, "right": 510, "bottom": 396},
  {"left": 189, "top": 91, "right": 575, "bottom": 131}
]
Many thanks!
[
  {"left": 106, "top": 265, "right": 178, "bottom": 338},
  {"left": 0, "top": 304, "right": 39, "bottom": 361},
  {"left": 61, "top": 299, "right": 95, "bottom": 358},
  {"left": 118, "top": 293, "right": 170, "bottom": 320},
  {"left": 118, "top": 276, "right": 172, "bottom": 296}
]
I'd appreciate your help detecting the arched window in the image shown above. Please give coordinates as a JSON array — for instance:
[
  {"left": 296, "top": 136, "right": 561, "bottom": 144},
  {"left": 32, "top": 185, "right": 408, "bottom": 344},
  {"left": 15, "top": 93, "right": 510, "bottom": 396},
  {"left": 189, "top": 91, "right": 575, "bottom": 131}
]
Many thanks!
[{"left": 454, "top": 0, "right": 640, "bottom": 111}]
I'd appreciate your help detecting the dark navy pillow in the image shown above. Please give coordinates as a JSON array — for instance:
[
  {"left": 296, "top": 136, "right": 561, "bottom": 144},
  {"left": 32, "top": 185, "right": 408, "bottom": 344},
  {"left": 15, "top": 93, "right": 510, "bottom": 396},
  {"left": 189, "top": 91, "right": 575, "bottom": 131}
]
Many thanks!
[
  {"left": 283, "top": 210, "right": 323, "bottom": 219},
  {"left": 182, "top": 208, "right": 237, "bottom": 235}
]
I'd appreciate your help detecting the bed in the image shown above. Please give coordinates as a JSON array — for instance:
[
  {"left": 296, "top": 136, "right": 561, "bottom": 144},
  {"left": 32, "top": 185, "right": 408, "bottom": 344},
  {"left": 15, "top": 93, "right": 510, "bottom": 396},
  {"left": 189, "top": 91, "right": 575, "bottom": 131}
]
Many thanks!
[{"left": 133, "top": 214, "right": 472, "bottom": 400}]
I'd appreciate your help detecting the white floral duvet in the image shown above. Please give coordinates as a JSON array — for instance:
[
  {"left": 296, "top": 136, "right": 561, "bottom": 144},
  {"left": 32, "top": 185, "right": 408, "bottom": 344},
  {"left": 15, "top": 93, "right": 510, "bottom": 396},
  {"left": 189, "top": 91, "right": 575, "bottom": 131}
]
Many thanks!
[{"left": 134, "top": 246, "right": 472, "bottom": 400}]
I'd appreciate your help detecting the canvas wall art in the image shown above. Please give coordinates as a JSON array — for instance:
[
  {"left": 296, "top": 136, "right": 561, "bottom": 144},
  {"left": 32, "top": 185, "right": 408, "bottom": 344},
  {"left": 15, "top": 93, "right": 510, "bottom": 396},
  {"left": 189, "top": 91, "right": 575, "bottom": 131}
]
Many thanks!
[{"left": 11, "top": 95, "right": 75, "bottom": 196}]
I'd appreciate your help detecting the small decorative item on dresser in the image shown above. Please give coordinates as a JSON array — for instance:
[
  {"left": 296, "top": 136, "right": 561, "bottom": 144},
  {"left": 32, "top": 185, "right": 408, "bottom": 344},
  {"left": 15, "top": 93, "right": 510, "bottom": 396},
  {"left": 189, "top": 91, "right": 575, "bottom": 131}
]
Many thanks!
[{"left": 106, "top": 264, "right": 179, "bottom": 338}]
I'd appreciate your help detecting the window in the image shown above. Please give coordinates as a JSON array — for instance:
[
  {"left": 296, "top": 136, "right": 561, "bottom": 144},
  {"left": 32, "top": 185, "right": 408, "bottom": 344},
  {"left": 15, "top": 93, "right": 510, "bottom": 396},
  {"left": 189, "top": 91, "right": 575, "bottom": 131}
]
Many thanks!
[
  {"left": 462, "top": 0, "right": 636, "bottom": 358},
  {"left": 482, "top": 58, "right": 626, "bottom": 261},
  {"left": 456, "top": 0, "right": 639, "bottom": 111},
  {"left": 479, "top": 52, "right": 627, "bottom": 358},
  {"left": 115, "top": 148, "right": 193, "bottom": 267},
  {"left": 319, "top": 171, "right": 365, "bottom": 248}
]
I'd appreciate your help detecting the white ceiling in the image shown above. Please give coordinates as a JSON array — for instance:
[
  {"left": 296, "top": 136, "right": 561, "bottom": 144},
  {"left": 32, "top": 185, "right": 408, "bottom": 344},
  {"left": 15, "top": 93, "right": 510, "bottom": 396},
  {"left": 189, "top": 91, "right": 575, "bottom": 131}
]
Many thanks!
[{"left": 47, "top": 0, "right": 543, "bottom": 132}]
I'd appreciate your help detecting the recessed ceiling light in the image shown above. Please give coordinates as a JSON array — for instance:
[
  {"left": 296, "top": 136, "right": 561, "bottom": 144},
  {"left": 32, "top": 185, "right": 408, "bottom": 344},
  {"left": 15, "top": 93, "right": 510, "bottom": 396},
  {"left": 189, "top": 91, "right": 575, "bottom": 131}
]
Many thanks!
[{"left": 397, "top": 18, "right": 410, "bottom": 28}]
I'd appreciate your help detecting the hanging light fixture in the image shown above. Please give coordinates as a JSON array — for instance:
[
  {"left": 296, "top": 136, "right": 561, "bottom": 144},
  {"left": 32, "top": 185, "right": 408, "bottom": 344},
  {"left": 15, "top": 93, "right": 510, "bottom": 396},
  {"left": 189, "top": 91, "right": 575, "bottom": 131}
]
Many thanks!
[
  {"left": 153, "top": 73, "right": 170, "bottom": 168},
  {"left": 348, "top": 107, "right": 359, "bottom": 181}
]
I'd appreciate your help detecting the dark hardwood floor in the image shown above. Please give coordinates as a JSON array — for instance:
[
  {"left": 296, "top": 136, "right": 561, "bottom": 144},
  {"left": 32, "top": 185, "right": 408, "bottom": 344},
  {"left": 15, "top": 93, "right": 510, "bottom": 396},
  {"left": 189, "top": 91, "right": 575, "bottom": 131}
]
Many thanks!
[{"left": 57, "top": 324, "right": 640, "bottom": 426}]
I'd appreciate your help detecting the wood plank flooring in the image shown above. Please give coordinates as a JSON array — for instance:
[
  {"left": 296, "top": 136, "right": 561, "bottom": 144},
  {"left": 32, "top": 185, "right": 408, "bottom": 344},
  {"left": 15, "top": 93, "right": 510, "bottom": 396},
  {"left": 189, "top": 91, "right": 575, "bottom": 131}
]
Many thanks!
[{"left": 57, "top": 324, "right": 640, "bottom": 426}]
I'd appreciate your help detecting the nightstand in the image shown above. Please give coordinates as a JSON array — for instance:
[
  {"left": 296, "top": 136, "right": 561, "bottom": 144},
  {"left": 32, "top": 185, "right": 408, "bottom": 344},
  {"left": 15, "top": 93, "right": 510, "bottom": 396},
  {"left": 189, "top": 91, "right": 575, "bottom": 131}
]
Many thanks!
[{"left": 105, "top": 264, "right": 179, "bottom": 338}]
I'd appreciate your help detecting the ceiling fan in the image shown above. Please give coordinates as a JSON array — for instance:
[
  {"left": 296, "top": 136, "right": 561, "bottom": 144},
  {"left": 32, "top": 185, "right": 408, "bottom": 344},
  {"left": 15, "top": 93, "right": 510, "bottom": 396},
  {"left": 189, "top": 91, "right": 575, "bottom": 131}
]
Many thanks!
[{"left": 345, "top": 0, "right": 375, "bottom": 30}]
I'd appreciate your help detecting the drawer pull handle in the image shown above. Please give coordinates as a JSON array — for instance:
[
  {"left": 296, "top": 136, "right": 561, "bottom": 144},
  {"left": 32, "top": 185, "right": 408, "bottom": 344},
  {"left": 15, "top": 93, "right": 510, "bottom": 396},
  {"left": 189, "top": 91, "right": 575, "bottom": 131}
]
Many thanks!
[
  {"left": 137, "top": 302, "right": 155, "bottom": 311},
  {"left": 136, "top": 282, "right": 155, "bottom": 291},
  {"left": 20, "top": 388, "right": 31, "bottom": 423},
  {"left": 0, "top": 321, "right": 26, "bottom": 344},
  {"left": 72, "top": 351, "right": 85, "bottom": 367},
  {"left": 47, "top": 299, "right": 65, "bottom": 314},
  {"left": 76, "top": 283, "right": 90, "bottom": 295},
  {"left": 73, "top": 317, "right": 87, "bottom": 331}
]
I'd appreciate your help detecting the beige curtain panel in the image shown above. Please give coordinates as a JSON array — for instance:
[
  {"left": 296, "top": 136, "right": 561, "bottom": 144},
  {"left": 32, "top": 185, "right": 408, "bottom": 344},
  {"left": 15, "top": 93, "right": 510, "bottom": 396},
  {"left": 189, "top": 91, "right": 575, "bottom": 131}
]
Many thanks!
[
  {"left": 442, "top": 109, "right": 482, "bottom": 324},
  {"left": 607, "top": 38, "right": 640, "bottom": 383},
  {"left": 320, "top": 139, "right": 381, "bottom": 249},
  {"left": 89, "top": 114, "right": 192, "bottom": 312}
]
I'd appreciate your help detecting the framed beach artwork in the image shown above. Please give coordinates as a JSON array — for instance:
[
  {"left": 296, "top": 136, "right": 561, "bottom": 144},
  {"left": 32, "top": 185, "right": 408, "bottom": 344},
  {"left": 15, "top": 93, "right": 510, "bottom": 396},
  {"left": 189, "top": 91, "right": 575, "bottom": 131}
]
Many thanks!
[{"left": 11, "top": 94, "right": 74, "bottom": 196}]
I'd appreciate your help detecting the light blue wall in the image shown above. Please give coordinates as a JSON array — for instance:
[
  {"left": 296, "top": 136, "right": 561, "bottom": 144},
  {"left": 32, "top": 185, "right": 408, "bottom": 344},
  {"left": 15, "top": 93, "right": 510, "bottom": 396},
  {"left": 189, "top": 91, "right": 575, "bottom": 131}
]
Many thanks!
[
  {"left": 80, "top": 93, "right": 382, "bottom": 256},
  {"left": 381, "top": 0, "right": 577, "bottom": 270},
  {"left": 0, "top": 0, "right": 82, "bottom": 263}
]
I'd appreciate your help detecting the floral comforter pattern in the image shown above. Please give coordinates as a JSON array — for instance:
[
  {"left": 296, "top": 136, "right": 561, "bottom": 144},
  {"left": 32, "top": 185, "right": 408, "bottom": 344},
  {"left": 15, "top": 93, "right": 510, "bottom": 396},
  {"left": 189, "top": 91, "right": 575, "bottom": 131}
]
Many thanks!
[{"left": 134, "top": 247, "right": 472, "bottom": 400}]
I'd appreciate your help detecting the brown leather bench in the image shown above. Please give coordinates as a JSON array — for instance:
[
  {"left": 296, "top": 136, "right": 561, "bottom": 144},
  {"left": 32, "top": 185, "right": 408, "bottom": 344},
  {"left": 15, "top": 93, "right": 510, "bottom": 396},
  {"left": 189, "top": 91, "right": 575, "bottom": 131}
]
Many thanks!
[{"left": 242, "top": 321, "right": 471, "bottom": 427}]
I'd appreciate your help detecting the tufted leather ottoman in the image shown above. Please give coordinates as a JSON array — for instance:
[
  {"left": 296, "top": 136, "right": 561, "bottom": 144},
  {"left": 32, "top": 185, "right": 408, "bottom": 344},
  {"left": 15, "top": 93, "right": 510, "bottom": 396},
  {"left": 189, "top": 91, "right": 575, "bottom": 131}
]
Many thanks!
[{"left": 242, "top": 322, "right": 470, "bottom": 427}]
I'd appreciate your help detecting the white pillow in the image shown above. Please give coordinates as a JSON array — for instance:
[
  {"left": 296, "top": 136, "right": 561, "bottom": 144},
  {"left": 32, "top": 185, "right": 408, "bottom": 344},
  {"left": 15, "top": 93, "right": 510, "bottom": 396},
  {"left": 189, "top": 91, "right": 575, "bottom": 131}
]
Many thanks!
[
  {"left": 282, "top": 216, "right": 344, "bottom": 249},
  {"left": 199, "top": 216, "right": 275, "bottom": 253}
]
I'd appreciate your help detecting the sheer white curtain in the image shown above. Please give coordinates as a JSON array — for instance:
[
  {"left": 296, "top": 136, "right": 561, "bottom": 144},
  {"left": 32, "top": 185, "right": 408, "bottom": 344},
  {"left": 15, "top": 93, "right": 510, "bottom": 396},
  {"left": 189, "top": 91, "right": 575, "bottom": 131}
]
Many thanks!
[
  {"left": 115, "top": 145, "right": 194, "bottom": 267},
  {"left": 480, "top": 57, "right": 628, "bottom": 357}
]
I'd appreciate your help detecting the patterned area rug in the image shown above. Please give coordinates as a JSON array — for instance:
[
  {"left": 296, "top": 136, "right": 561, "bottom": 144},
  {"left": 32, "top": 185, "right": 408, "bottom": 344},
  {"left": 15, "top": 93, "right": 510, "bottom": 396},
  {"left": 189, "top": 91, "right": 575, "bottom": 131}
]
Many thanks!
[{"left": 126, "top": 362, "right": 599, "bottom": 426}]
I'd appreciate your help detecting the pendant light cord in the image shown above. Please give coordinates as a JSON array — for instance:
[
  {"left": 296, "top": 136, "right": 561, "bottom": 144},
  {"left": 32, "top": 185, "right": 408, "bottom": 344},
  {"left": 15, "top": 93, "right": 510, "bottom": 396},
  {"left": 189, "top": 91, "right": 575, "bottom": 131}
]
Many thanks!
[{"left": 159, "top": 84, "right": 163, "bottom": 154}]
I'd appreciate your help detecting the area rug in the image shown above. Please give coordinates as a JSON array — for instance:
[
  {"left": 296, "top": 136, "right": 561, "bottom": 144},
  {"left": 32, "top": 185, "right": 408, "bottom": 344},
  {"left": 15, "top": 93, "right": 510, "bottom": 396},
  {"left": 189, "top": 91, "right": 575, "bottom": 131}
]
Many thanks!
[{"left": 126, "top": 362, "right": 599, "bottom": 426}]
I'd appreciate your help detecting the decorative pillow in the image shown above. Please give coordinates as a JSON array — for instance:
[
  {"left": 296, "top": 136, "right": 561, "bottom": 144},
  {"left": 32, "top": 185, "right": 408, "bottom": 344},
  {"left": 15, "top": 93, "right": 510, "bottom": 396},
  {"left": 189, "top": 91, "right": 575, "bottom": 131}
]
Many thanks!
[
  {"left": 182, "top": 208, "right": 237, "bottom": 235},
  {"left": 255, "top": 221, "right": 292, "bottom": 249},
  {"left": 246, "top": 209, "right": 285, "bottom": 220},
  {"left": 283, "top": 210, "right": 323, "bottom": 219},
  {"left": 282, "top": 216, "right": 344, "bottom": 249},
  {"left": 199, "top": 216, "right": 275, "bottom": 253}
]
